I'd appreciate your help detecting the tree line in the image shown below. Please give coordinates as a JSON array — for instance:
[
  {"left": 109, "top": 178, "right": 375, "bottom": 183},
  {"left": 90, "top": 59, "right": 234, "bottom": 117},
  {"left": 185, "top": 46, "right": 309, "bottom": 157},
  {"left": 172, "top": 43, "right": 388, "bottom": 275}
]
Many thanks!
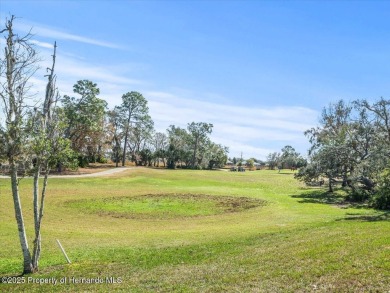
[
  {"left": 295, "top": 99, "right": 390, "bottom": 210},
  {"left": 60, "top": 80, "right": 228, "bottom": 170},
  {"left": 266, "top": 145, "right": 307, "bottom": 170},
  {"left": 228, "top": 145, "right": 307, "bottom": 171}
]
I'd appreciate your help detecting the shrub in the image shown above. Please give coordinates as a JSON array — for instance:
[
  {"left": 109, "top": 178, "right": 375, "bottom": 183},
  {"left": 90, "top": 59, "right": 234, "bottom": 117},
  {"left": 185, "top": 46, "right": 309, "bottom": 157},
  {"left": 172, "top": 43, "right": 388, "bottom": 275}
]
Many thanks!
[
  {"left": 347, "top": 188, "right": 371, "bottom": 202},
  {"left": 373, "top": 169, "right": 390, "bottom": 210},
  {"left": 96, "top": 156, "right": 108, "bottom": 164},
  {"left": 345, "top": 177, "right": 372, "bottom": 202},
  {"left": 78, "top": 156, "right": 89, "bottom": 168}
]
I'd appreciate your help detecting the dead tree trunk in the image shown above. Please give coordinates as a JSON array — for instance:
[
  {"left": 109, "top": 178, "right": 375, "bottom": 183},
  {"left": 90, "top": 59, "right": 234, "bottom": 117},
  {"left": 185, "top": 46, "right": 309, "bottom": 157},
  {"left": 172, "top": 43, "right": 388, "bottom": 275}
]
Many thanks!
[
  {"left": 10, "top": 163, "right": 34, "bottom": 273},
  {"left": 31, "top": 42, "right": 58, "bottom": 271},
  {"left": 1, "top": 15, "right": 38, "bottom": 274},
  {"left": 1, "top": 16, "right": 60, "bottom": 274}
]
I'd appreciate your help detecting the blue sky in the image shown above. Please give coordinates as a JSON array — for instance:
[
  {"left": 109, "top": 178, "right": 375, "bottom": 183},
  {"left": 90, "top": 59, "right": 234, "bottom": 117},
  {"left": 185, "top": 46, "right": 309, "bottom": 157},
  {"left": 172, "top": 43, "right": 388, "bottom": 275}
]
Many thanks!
[{"left": 1, "top": 1, "right": 390, "bottom": 160}]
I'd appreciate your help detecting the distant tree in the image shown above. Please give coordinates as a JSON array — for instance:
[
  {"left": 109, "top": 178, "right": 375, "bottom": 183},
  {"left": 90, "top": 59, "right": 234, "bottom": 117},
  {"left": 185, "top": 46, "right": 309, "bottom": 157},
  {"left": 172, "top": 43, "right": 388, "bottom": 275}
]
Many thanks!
[
  {"left": 280, "top": 145, "right": 298, "bottom": 168},
  {"left": 247, "top": 158, "right": 255, "bottom": 169},
  {"left": 266, "top": 152, "right": 280, "bottom": 170},
  {"left": 206, "top": 142, "right": 228, "bottom": 169},
  {"left": 127, "top": 114, "right": 154, "bottom": 165},
  {"left": 139, "top": 148, "right": 153, "bottom": 166},
  {"left": 152, "top": 132, "right": 168, "bottom": 167},
  {"left": 165, "top": 123, "right": 226, "bottom": 170},
  {"left": 118, "top": 91, "right": 150, "bottom": 166},
  {"left": 61, "top": 80, "right": 107, "bottom": 166},
  {"left": 203, "top": 140, "right": 229, "bottom": 169},
  {"left": 107, "top": 107, "right": 122, "bottom": 167},
  {"left": 187, "top": 122, "right": 213, "bottom": 169},
  {"left": 166, "top": 125, "right": 191, "bottom": 169}
]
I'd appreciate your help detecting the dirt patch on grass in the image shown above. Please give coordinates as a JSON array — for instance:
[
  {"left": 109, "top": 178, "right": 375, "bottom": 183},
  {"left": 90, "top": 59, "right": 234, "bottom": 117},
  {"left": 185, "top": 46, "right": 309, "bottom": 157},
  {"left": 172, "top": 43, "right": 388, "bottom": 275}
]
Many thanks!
[
  {"left": 211, "top": 195, "right": 266, "bottom": 213},
  {"left": 66, "top": 194, "right": 266, "bottom": 219}
]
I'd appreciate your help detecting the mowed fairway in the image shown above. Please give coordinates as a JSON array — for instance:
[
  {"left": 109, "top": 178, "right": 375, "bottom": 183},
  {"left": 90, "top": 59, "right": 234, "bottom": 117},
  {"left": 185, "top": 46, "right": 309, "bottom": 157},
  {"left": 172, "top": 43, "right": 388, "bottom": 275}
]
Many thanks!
[{"left": 0, "top": 168, "right": 389, "bottom": 292}]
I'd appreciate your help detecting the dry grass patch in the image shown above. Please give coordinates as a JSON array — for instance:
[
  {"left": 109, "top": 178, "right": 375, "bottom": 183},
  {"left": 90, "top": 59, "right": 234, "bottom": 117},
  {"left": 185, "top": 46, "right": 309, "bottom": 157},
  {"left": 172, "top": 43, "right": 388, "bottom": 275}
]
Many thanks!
[{"left": 65, "top": 193, "right": 266, "bottom": 219}]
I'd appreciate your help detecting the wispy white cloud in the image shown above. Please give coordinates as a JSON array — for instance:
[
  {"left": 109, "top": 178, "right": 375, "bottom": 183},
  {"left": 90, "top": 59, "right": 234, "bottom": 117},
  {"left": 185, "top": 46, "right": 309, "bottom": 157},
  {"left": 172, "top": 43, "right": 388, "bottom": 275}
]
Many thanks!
[
  {"left": 28, "top": 49, "right": 146, "bottom": 105},
  {"left": 56, "top": 54, "right": 144, "bottom": 87},
  {"left": 14, "top": 21, "right": 124, "bottom": 49},
  {"left": 30, "top": 40, "right": 54, "bottom": 49},
  {"left": 145, "top": 91, "right": 318, "bottom": 159},
  {"left": 212, "top": 137, "right": 275, "bottom": 159}
]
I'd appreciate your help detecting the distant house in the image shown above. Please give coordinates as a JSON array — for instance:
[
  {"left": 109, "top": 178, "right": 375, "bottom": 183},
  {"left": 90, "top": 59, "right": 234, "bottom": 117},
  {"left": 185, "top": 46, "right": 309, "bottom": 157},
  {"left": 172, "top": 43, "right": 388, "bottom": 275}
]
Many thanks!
[
  {"left": 253, "top": 162, "right": 261, "bottom": 170},
  {"left": 244, "top": 161, "right": 262, "bottom": 170},
  {"left": 226, "top": 160, "right": 234, "bottom": 166},
  {"left": 226, "top": 159, "right": 262, "bottom": 170}
]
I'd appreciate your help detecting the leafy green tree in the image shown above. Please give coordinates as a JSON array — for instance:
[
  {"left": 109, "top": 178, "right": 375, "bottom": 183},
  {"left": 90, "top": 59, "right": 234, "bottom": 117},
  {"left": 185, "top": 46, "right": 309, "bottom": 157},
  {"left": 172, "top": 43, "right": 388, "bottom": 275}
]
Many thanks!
[
  {"left": 107, "top": 107, "right": 123, "bottom": 167},
  {"left": 127, "top": 114, "right": 154, "bottom": 165},
  {"left": 166, "top": 125, "right": 191, "bottom": 169},
  {"left": 207, "top": 143, "right": 228, "bottom": 169},
  {"left": 266, "top": 152, "right": 280, "bottom": 170},
  {"left": 139, "top": 148, "right": 153, "bottom": 166},
  {"left": 61, "top": 80, "right": 107, "bottom": 166},
  {"left": 280, "top": 145, "right": 300, "bottom": 169},
  {"left": 375, "top": 169, "right": 390, "bottom": 209},
  {"left": 246, "top": 158, "right": 255, "bottom": 169},
  {"left": 118, "top": 91, "right": 150, "bottom": 166},
  {"left": 298, "top": 99, "right": 387, "bottom": 196},
  {"left": 358, "top": 97, "right": 390, "bottom": 147},
  {"left": 165, "top": 123, "right": 228, "bottom": 170},
  {"left": 315, "top": 144, "right": 349, "bottom": 192},
  {"left": 152, "top": 132, "right": 168, "bottom": 167},
  {"left": 299, "top": 101, "right": 355, "bottom": 192},
  {"left": 187, "top": 122, "right": 213, "bottom": 169}
]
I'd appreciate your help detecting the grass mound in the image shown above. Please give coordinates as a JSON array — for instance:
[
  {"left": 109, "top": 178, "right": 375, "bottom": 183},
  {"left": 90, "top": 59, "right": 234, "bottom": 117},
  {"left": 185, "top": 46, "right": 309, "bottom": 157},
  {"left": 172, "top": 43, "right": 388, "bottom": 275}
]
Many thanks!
[{"left": 66, "top": 193, "right": 266, "bottom": 219}]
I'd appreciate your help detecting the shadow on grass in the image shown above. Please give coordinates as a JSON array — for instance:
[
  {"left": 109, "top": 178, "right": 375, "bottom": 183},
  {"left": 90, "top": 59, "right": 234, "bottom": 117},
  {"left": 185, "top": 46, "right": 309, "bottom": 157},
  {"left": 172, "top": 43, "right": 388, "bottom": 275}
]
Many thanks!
[
  {"left": 292, "top": 189, "right": 390, "bottom": 222},
  {"left": 291, "top": 189, "right": 345, "bottom": 205},
  {"left": 340, "top": 211, "right": 390, "bottom": 222}
]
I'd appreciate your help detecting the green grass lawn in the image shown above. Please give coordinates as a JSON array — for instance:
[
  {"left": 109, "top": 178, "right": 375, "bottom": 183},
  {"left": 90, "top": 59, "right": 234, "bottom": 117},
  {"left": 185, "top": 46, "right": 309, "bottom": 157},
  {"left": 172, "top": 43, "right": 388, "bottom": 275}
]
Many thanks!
[{"left": 0, "top": 168, "right": 389, "bottom": 292}]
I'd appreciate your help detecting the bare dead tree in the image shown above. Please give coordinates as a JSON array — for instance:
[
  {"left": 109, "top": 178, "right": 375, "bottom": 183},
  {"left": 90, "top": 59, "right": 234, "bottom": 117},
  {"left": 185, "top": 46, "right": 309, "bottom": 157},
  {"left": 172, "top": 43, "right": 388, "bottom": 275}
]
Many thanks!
[
  {"left": 31, "top": 41, "right": 59, "bottom": 270},
  {"left": 0, "top": 15, "right": 40, "bottom": 274},
  {"left": 0, "top": 15, "right": 63, "bottom": 274}
]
